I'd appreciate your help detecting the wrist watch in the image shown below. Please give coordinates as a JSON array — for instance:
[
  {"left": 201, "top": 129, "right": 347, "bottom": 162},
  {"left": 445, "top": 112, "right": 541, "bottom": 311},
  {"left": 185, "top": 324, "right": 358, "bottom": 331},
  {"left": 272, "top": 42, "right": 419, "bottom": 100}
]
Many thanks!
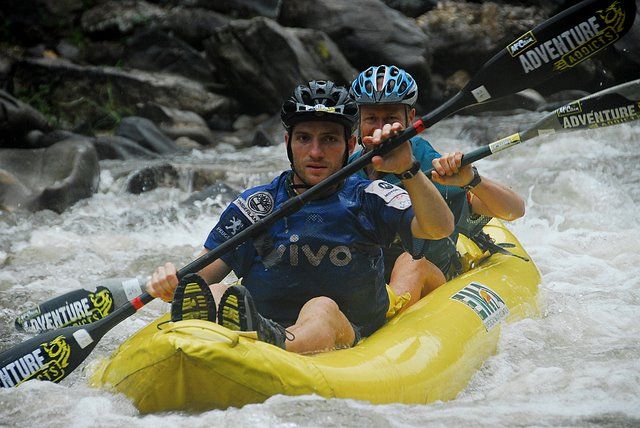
[
  {"left": 394, "top": 160, "right": 421, "bottom": 180},
  {"left": 462, "top": 166, "right": 481, "bottom": 191}
]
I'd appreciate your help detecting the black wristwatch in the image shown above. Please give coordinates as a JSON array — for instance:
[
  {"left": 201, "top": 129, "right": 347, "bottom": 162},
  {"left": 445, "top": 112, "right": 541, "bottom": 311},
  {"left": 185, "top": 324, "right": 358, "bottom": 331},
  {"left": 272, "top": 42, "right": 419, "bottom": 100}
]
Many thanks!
[
  {"left": 394, "top": 160, "right": 421, "bottom": 180},
  {"left": 462, "top": 166, "right": 481, "bottom": 191}
]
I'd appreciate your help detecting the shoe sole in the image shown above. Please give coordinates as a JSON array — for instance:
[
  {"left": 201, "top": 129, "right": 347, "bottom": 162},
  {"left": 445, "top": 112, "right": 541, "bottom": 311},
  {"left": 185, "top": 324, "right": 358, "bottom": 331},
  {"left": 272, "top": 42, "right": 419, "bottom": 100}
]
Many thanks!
[
  {"left": 171, "top": 274, "right": 216, "bottom": 322},
  {"left": 218, "top": 286, "right": 255, "bottom": 331}
]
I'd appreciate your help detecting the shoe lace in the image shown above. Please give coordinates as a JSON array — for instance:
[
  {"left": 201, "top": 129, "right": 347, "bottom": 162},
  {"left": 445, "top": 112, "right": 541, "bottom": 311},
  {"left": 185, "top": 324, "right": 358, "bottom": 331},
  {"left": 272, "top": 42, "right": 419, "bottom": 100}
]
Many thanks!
[{"left": 260, "top": 317, "right": 295, "bottom": 347}]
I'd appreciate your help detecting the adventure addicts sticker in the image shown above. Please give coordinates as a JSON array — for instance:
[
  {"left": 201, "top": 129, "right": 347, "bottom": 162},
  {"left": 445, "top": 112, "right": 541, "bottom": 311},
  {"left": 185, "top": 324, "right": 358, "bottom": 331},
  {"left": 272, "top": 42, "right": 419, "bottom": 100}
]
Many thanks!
[
  {"left": 451, "top": 282, "right": 509, "bottom": 331},
  {"left": 508, "top": 0, "right": 629, "bottom": 75}
]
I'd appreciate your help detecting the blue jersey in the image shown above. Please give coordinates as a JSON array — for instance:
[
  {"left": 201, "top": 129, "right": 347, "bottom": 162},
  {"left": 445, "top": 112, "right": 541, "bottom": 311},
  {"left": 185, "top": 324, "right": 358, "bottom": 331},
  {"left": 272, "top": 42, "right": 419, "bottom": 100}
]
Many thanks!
[
  {"left": 349, "top": 136, "right": 469, "bottom": 273},
  {"left": 204, "top": 171, "right": 418, "bottom": 336}
]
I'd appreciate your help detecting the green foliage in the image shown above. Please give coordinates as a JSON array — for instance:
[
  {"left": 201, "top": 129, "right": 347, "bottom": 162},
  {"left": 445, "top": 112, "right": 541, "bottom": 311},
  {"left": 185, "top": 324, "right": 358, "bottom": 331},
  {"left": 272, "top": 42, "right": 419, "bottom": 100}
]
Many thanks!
[{"left": 14, "top": 83, "right": 58, "bottom": 127}]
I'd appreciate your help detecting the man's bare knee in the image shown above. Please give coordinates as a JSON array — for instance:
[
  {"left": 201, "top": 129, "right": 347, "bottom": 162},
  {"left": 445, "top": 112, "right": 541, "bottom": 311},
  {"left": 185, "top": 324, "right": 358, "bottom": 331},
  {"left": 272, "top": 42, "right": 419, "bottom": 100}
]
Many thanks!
[{"left": 300, "top": 296, "right": 341, "bottom": 318}]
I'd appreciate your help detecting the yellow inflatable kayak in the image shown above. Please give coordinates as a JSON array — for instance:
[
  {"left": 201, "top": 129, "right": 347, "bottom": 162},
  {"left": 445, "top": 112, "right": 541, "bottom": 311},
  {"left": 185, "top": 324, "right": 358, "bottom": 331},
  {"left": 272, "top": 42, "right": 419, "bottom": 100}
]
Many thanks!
[{"left": 90, "top": 219, "right": 540, "bottom": 413}]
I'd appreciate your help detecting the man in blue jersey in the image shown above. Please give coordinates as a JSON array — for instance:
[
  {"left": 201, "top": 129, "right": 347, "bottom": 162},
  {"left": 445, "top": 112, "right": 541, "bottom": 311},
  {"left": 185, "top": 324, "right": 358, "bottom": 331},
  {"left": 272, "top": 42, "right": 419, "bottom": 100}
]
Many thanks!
[
  {"left": 349, "top": 65, "right": 525, "bottom": 311},
  {"left": 147, "top": 80, "right": 454, "bottom": 354}
]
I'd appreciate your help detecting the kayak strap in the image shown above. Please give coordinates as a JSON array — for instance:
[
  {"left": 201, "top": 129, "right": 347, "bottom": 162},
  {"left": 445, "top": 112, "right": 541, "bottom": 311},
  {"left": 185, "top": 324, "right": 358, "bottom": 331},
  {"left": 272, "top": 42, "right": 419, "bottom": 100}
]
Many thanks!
[{"left": 470, "top": 231, "right": 529, "bottom": 262}]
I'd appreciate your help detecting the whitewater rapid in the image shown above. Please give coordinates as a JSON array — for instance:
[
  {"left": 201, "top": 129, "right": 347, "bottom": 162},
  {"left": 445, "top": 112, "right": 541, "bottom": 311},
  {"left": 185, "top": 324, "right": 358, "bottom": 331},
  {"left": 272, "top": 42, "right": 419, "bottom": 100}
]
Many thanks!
[{"left": 1, "top": 111, "right": 638, "bottom": 427}]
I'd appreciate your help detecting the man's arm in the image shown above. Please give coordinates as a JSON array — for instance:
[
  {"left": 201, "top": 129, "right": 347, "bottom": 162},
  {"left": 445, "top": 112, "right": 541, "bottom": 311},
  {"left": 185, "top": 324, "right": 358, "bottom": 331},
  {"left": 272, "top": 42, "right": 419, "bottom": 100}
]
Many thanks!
[
  {"left": 364, "top": 123, "right": 454, "bottom": 240},
  {"left": 431, "top": 152, "right": 525, "bottom": 221}
]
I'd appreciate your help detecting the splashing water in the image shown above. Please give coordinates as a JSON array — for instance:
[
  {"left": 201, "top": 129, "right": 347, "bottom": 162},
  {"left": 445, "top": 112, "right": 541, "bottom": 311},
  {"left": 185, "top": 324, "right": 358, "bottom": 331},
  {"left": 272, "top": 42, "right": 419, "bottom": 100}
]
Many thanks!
[{"left": 1, "top": 112, "right": 639, "bottom": 427}]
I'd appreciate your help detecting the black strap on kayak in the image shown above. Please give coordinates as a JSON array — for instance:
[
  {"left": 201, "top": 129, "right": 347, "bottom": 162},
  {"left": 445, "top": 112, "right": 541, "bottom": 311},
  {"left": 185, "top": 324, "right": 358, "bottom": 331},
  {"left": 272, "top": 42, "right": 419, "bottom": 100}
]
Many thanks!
[{"left": 470, "top": 231, "right": 530, "bottom": 262}]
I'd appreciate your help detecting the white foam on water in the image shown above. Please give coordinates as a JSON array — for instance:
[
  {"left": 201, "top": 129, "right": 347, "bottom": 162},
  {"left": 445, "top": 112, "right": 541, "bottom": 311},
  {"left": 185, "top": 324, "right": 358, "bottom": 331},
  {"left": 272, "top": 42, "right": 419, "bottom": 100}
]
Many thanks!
[{"left": 1, "top": 114, "right": 639, "bottom": 426}]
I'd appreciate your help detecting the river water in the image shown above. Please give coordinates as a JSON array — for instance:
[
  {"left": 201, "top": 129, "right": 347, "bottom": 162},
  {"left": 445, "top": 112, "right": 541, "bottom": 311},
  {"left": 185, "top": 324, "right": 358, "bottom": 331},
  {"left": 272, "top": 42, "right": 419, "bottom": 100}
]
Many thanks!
[{"left": 1, "top": 111, "right": 639, "bottom": 427}]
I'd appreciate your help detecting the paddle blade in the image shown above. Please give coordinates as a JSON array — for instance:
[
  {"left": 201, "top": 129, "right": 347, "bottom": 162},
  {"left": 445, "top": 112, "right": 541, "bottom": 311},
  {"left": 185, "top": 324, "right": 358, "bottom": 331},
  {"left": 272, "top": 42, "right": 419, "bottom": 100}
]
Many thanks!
[
  {"left": 0, "top": 293, "right": 151, "bottom": 388},
  {"left": 1, "top": 324, "right": 101, "bottom": 387},
  {"left": 464, "top": 0, "right": 637, "bottom": 105},
  {"left": 14, "top": 278, "right": 143, "bottom": 334},
  {"left": 525, "top": 78, "right": 640, "bottom": 137}
]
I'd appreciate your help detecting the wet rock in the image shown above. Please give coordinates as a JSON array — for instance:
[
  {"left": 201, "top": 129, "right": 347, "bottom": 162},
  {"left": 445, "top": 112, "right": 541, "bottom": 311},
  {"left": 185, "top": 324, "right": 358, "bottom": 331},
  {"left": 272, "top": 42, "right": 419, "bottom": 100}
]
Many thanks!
[
  {"left": 159, "top": 7, "right": 230, "bottom": 48},
  {"left": 81, "top": 0, "right": 166, "bottom": 36},
  {"left": 55, "top": 40, "right": 80, "bottom": 61},
  {"left": 26, "top": 130, "right": 84, "bottom": 149},
  {"left": 0, "top": 90, "right": 51, "bottom": 149},
  {"left": 82, "top": 41, "right": 126, "bottom": 66},
  {"left": 125, "top": 164, "right": 179, "bottom": 194},
  {"left": 181, "top": 181, "right": 237, "bottom": 206},
  {"left": 280, "top": 0, "right": 432, "bottom": 106},
  {"left": 123, "top": 29, "right": 216, "bottom": 83},
  {"left": 136, "top": 104, "right": 216, "bottom": 146},
  {"left": 418, "top": 1, "right": 545, "bottom": 77},
  {"left": 174, "top": 136, "right": 202, "bottom": 150},
  {"left": 382, "top": 0, "right": 437, "bottom": 17},
  {"left": 252, "top": 129, "right": 275, "bottom": 147},
  {"left": 94, "top": 135, "right": 159, "bottom": 160},
  {"left": 537, "top": 90, "right": 590, "bottom": 112},
  {"left": 204, "top": 17, "right": 356, "bottom": 114},
  {"left": 172, "top": 0, "right": 281, "bottom": 19},
  {"left": 0, "top": 52, "right": 14, "bottom": 88},
  {"left": 12, "top": 57, "right": 235, "bottom": 131},
  {"left": 460, "top": 89, "right": 546, "bottom": 115},
  {"left": 0, "top": 138, "right": 99, "bottom": 213},
  {"left": 116, "top": 117, "right": 179, "bottom": 154},
  {"left": 189, "top": 169, "right": 228, "bottom": 192}
]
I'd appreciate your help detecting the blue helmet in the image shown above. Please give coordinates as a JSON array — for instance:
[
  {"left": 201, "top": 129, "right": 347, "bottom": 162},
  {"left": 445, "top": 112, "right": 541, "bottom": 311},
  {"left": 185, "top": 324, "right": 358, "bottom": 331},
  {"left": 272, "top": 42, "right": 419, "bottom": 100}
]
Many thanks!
[{"left": 350, "top": 65, "right": 418, "bottom": 107}]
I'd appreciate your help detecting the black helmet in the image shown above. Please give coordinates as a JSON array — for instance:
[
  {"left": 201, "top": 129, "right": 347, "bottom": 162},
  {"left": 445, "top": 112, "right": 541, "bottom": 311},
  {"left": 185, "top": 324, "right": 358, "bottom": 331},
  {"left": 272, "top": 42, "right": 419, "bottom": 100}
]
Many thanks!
[
  {"left": 282, "top": 80, "right": 358, "bottom": 168},
  {"left": 281, "top": 80, "right": 358, "bottom": 134}
]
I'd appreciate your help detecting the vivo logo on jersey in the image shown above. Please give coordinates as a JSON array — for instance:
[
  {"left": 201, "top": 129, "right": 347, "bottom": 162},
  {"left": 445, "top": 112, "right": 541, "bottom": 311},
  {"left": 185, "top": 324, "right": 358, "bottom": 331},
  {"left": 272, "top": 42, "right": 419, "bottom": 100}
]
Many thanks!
[{"left": 265, "top": 235, "right": 352, "bottom": 267}]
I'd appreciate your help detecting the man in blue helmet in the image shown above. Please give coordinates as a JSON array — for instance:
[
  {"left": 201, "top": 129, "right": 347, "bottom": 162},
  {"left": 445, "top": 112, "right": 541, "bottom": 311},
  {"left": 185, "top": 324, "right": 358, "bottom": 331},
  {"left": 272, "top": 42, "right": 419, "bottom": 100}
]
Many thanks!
[
  {"left": 349, "top": 65, "right": 525, "bottom": 311},
  {"left": 147, "top": 80, "right": 454, "bottom": 354}
]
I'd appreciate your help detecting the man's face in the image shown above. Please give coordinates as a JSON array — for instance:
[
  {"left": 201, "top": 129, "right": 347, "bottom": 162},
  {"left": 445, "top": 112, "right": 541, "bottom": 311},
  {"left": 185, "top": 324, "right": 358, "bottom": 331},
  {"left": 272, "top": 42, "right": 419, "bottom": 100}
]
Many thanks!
[
  {"left": 286, "top": 121, "right": 355, "bottom": 186},
  {"left": 359, "top": 104, "right": 415, "bottom": 150}
]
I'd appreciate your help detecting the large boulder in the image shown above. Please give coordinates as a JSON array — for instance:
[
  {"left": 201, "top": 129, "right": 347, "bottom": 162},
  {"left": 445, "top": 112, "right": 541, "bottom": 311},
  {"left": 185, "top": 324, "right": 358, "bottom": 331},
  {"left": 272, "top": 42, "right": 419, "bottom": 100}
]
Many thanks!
[
  {"left": 12, "top": 57, "right": 236, "bottom": 131},
  {"left": 279, "top": 0, "right": 432, "bottom": 106},
  {"left": 159, "top": 7, "right": 230, "bottom": 49},
  {"left": 123, "top": 29, "right": 216, "bottom": 84},
  {"left": 0, "top": 139, "right": 99, "bottom": 213},
  {"left": 204, "top": 17, "right": 356, "bottom": 113},
  {"left": 165, "top": 0, "right": 281, "bottom": 18},
  {"left": 136, "top": 103, "right": 217, "bottom": 146},
  {"left": 0, "top": 90, "right": 52, "bottom": 148},
  {"left": 417, "top": 1, "right": 545, "bottom": 77},
  {"left": 81, "top": 0, "right": 166, "bottom": 37},
  {"left": 116, "top": 117, "right": 180, "bottom": 154}
]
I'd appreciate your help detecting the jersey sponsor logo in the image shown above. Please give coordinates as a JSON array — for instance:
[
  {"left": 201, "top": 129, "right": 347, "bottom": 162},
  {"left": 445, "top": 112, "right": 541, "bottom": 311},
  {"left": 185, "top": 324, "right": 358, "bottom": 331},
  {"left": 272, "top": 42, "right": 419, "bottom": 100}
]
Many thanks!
[
  {"left": 513, "top": 1, "right": 626, "bottom": 75},
  {"left": 451, "top": 282, "right": 509, "bottom": 331},
  {"left": 262, "top": 235, "right": 352, "bottom": 268},
  {"left": 224, "top": 216, "right": 244, "bottom": 235},
  {"left": 365, "top": 180, "right": 411, "bottom": 209},
  {"left": 233, "top": 191, "right": 274, "bottom": 224}
]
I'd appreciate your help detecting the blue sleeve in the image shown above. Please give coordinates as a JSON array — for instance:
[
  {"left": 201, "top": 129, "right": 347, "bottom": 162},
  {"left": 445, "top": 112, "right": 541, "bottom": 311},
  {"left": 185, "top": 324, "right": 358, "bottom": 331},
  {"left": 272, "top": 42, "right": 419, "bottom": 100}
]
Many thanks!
[
  {"left": 203, "top": 202, "right": 256, "bottom": 277},
  {"left": 361, "top": 180, "right": 421, "bottom": 256},
  {"left": 410, "top": 137, "right": 441, "bottom": 173}
]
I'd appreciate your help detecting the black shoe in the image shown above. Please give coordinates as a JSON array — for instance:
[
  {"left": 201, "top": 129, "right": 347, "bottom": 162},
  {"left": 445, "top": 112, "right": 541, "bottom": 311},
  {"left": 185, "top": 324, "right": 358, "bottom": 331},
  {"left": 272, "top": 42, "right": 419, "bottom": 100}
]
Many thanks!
[
  {"left": 217, "top": 285, "right": 288, "bottom": 349},
  {"left": 171, "top": 273, "right": 216, "bottom": 322}
]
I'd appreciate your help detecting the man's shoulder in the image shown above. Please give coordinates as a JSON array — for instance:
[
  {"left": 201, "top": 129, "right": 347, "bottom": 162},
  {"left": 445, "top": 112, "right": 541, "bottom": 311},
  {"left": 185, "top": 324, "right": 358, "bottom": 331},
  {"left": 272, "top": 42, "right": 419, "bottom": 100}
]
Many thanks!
[
  {"left": 410, "top": 136, "right": 440, "bottom": 162},
  {"left": 231, "top": 172, "right": 287, "bottom": 223}
]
